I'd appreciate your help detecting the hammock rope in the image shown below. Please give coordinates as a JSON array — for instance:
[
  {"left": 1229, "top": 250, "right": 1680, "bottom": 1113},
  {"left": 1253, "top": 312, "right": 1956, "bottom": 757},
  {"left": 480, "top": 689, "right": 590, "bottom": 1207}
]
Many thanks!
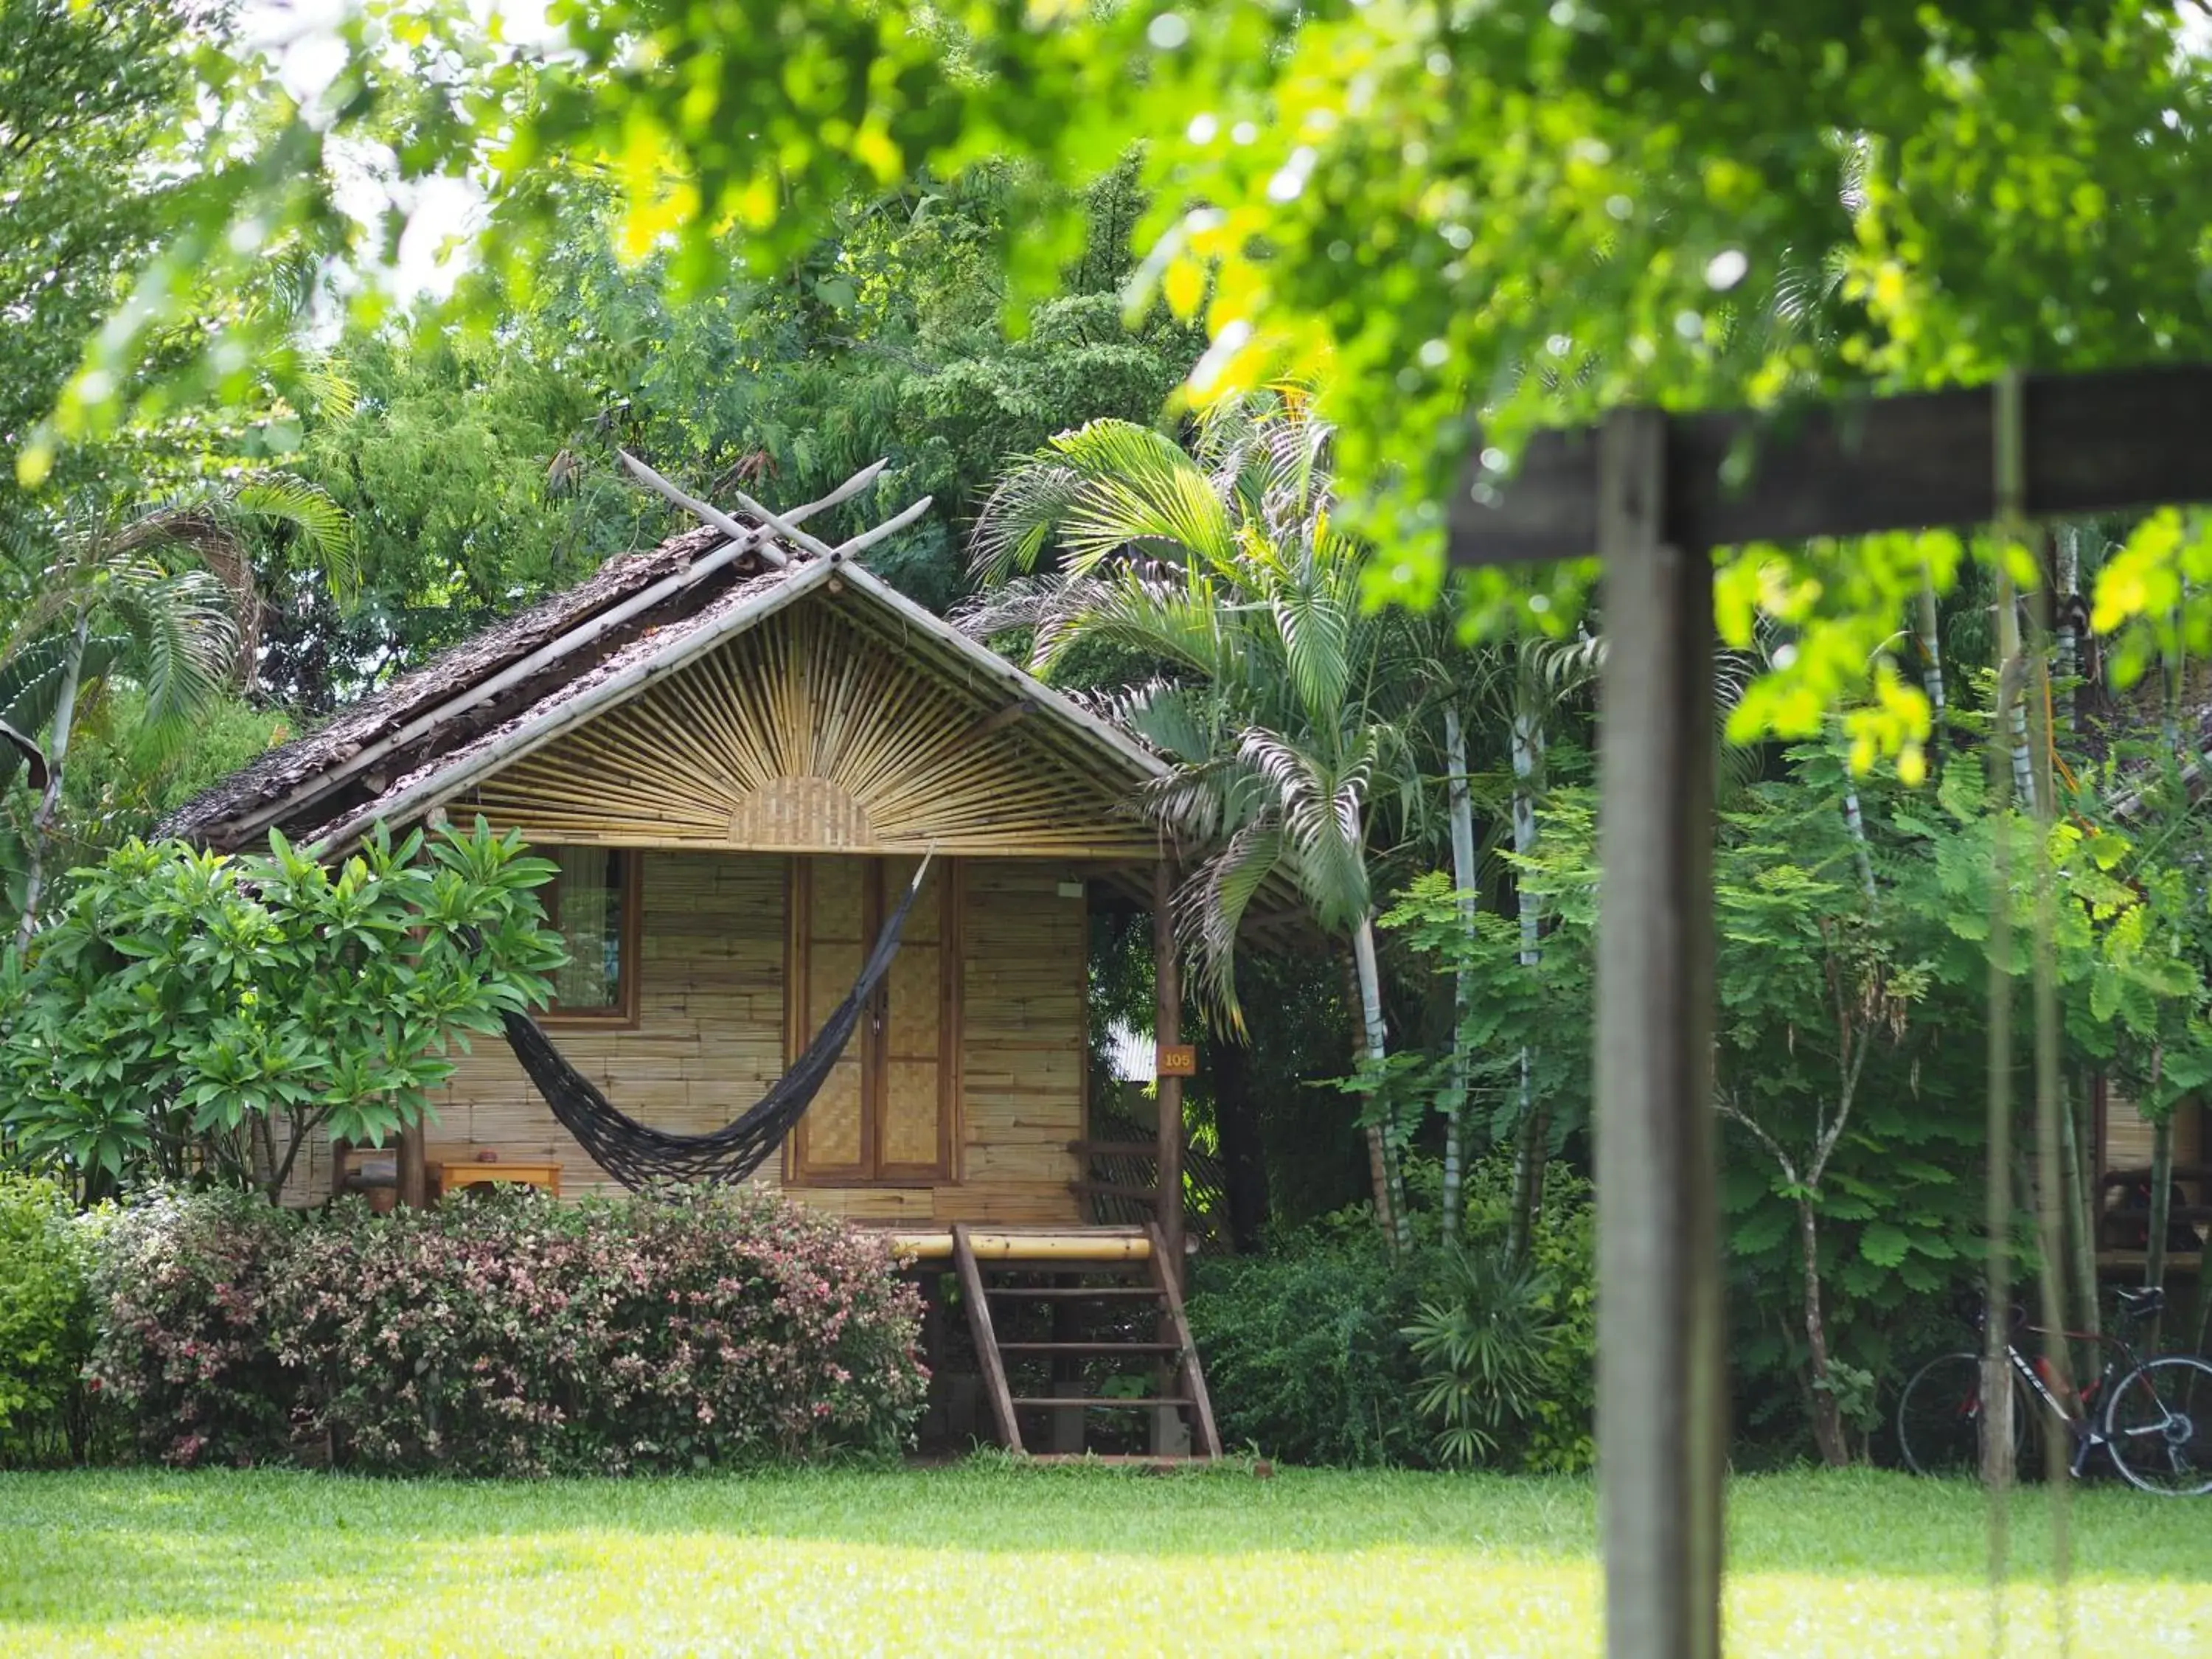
[{"left": 483, "top": 855, "right": 931, "bottom": 1191}]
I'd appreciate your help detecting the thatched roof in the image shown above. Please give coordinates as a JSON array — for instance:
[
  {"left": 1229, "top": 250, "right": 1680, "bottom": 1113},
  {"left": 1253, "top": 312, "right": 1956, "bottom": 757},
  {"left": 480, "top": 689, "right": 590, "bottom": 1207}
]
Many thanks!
[
  {"left": 161, "top": 521, "right": 783, "bottom": 849},
  {"left": 164, "top": 485, "right": 1171, "bottom": 856}
]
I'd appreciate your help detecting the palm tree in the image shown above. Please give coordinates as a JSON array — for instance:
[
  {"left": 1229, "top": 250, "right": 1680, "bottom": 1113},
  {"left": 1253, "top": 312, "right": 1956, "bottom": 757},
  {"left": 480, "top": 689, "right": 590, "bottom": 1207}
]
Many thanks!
[
  {"left": 2, "top": 478, "right": 352, "bottom": 946},
  {"left": 967, "top": 392, "right": 1435, "bottom": 1252}
]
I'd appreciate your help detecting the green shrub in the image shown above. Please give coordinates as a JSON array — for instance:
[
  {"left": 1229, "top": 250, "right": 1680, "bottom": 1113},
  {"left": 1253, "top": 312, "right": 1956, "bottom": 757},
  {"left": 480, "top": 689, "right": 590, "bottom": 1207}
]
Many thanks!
[
  {"left": 0, "top": 821, "right": 562, "bottom": 1201},
  {"left": 1186, "top": 1154, "right": 1596, "bottom": 1472},
  {"left": 0, "top": 1174, "right": 101, "bottom": 1465},
  {"left": 87, "top": 1186, "right": 927, "bottom": 1473},
  {"left": 1186, "top": 1234, "right": 1428, "bottom": 1467},
  {"left": 1461, "top": 1158, "right": 1596, "bottom": 1474},
  {"left": 1402, "top": 1246, "right": 1564, "bottom": 1469}
]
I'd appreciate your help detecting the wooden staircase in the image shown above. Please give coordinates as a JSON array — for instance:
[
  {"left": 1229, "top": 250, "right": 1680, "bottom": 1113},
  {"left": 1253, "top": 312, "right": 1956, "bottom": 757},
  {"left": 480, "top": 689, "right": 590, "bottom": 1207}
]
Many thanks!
[{"left": 951, "top": 1222, "right": 1222, "bottom": 1463}]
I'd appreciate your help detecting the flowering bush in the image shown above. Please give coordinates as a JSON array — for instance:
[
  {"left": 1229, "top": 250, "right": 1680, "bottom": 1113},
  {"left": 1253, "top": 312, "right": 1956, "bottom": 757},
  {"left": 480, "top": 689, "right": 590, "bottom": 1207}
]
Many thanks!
[
  {"left": 88, "top": 1185, "right": 302, "bottom": 1467},
  {"left": 0, "top": 821, "right": 562, "bottom": 1203},
  {"left": 88, "top": 1186, "right": 926, "bottom": 1473}
]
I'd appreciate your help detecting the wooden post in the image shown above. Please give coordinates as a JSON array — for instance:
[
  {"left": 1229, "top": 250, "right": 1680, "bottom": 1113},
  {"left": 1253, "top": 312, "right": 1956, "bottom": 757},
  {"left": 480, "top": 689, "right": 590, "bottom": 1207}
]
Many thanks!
[
  {"left": 1153, "top": 859, "right": 1186, "bottom": 1286},
  {"left": 1593, "top": 408, "right": 1724, "bottom": 1659},
  {"left": 1152, "top": 858, "right": 1190, "bottom": 1459},
  {"left": 397, "top": 1121, "right": 428, "bottom": 1211}
]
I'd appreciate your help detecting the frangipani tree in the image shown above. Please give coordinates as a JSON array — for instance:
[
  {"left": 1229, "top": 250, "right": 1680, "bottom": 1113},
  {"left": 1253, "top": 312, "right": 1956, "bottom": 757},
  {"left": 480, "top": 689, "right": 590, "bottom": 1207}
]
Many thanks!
[{"left": 967, "top": 392, "right": 1437, "bottom": 1251}]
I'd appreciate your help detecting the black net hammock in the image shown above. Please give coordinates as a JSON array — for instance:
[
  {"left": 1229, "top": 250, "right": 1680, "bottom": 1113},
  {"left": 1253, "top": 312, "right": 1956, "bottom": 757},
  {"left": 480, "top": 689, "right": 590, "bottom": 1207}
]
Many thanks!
[{"left": 475, "top": 855, "right": 931, "bottom": 1192}]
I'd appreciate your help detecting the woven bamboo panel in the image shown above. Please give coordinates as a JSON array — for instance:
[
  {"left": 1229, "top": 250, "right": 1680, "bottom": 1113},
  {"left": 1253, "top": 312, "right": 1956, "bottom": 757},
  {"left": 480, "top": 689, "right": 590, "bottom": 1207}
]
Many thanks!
[
  {"left": 792, "top": 856, "right": 869, "bottom": 1179},
  {"left": 427, "top": 852, "right": 790, "bottom": 1197},
  {"left": 466, "top": 593, "right": 1158, "bottom": 857},
  {"left": 2105, "top": 1090, "right": 2205, "bottom": 1173},
  {"left": 955, "top": 863, "right": 1085, "bottom": 1224},
  {"left": 420, "top": 853, "right": 1085, "bottom": 1221},
  {"left": 274, "top": 1132, "right": 336, "bottom": 1210}
]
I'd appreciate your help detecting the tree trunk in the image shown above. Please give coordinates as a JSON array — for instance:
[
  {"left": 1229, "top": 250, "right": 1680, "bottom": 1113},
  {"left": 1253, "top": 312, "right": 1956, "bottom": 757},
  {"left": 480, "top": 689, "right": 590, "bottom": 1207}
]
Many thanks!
[
  {"left": 1840, "top": 779, "right": 1877, "bottom": 903},
  {"left": 1208, "top": 1023, "right": 1270, "bottom": 1253},
  {"left": 1505, "top": 702, "right": 1545, "bottom": 1262},
  {"left": 1342, "top": 947, "right": 1398, "bottom": 1245},
  {"left": 1997, "top": 592, "right": 2038, "bottom": 817},
  {"left": 1352, "top": 914, "right": 1411, "bottom": 1255},
  {"left": 14, "top": 613, "right": 88, "bottom": 952},
  {"left": 1984, "top": 566, "right": 2020, "bottom": 1498},
  {"left": 1795, "top": 1197, "right": 1849, "bottom": 1467},
  {"left": 2145, "top": 1113, "right": 2174, "bottom": 1352},
  {"left": 2059, "top": 1072, "right": 2101, "bottom": 1381},
  {"left": 1915, "top": 572, "right": 1947, "bottom": 747},
  {"left": 1441, "top": 702, "right": 1479, "bottom": 1246},
  {"left": 2056, "top": 525, "right": 2080, "bottom": 731},
  {"left": 2163, "top": 610, "right": 2184, "bottom": 756},
  {"left": 1980, "top": 1346, "right": 2017, "bottom": 1489}
]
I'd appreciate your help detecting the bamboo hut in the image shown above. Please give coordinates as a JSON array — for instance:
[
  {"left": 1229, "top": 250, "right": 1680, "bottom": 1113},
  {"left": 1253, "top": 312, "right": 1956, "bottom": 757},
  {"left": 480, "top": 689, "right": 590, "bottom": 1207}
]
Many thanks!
[{"left": 164, "top": 461, "right": 1220, "bottom": 1458}]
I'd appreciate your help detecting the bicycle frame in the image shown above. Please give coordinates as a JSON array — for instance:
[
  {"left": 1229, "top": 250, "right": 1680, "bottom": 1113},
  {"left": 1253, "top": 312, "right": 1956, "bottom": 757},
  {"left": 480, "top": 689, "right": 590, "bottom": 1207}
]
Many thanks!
[{"left": 2003, "top": 1323, "right": 2145, "bottom": 1478}]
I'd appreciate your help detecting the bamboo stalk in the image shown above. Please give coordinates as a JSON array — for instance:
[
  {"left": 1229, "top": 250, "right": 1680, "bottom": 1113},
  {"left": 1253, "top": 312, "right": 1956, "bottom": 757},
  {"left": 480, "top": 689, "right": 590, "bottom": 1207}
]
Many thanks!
[
  {"left": 2059, "top": 1074, "right": 2101, "bottom": 1377},
  {"left": 2025, "top": 586, "right": 2075, "bottom": 1637},
  {"left": 1441, "top": 701, "right": 1478, "bottom": 1248}
]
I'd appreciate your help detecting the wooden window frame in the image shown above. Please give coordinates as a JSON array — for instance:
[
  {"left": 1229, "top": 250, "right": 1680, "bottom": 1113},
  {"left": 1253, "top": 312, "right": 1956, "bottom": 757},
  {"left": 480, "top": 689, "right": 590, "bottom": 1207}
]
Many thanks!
[
  {"left": 784, "top": 855, "right": 961, "bottom": 1188},
  {"left": 539, "top": 846, "right": 643, "bottom": 1029}
]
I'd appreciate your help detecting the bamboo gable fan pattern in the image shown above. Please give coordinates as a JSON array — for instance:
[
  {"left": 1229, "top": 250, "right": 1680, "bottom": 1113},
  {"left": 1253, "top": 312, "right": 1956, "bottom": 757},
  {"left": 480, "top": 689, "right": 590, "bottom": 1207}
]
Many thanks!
[{"left": 469, "top": 597, "right": 1158, "bottom": 858}]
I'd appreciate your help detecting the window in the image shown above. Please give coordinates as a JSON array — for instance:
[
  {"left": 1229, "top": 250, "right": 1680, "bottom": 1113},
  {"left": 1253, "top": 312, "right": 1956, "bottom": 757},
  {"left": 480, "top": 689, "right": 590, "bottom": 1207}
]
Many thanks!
[{"left": 543, "top": 848, "right": 639, "bottom": 1023}]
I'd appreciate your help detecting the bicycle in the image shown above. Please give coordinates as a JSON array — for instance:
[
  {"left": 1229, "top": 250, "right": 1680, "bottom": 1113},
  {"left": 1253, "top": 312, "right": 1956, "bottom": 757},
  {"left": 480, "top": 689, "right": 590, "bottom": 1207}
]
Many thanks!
[{"left": 1896, "top": 1285, "right": 2212, "bottom": 1496}]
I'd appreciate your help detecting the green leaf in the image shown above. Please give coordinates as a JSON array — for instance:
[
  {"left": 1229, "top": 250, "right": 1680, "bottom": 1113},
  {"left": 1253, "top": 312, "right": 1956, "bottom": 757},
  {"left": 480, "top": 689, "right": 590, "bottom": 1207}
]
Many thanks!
[{"left": 1857, "top": 1222, "right": 1912, "bottom": 1269}]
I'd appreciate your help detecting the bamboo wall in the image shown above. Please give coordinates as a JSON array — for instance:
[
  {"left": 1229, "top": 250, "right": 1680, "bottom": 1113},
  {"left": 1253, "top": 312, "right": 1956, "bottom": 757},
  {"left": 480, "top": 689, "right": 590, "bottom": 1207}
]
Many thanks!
[
  {"left": 2103, "top": 1090, "right": 2205, "bottom": 1177},
  {"left": 417, "top": 850, "right": 1089, "bottom": 1224}
]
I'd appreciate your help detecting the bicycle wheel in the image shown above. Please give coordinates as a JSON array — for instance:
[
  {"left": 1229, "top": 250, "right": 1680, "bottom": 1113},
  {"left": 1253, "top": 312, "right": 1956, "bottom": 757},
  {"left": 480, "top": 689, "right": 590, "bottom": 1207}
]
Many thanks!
[
  {"left": 1897, "top": 1352, "right": 2028, "bottom": 1478},
  {"left": 2103, "top": 1354, "right": 2212, "bottom": 1497}
]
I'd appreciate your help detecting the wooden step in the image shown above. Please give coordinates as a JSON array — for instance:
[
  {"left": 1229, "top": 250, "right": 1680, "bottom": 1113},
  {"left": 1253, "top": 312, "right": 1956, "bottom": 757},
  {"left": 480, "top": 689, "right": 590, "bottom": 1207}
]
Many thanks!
[
  {"left": 1027, "top": 1453, "right": 1214, "bottom": 1468},
  {"left": 950, "top": 1220, "right": 1220, "bottom": 1463},
  {"left": 984, "top": 1284, "right": 1161, "bottom": 1298}
]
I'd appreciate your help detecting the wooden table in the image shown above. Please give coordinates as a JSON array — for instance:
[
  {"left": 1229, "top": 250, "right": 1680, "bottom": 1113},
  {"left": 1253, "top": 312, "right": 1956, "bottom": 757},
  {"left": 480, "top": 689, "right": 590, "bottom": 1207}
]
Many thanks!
[{"left": 429, "top": 1159, "right": 562, "bottom": 1198}]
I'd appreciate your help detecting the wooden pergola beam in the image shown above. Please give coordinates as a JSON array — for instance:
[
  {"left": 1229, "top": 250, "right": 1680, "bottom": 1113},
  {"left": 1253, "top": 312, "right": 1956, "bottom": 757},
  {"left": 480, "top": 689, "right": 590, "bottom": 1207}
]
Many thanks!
[{"left": 1450, "top": 363, "right": 2212, "bottom": 566}]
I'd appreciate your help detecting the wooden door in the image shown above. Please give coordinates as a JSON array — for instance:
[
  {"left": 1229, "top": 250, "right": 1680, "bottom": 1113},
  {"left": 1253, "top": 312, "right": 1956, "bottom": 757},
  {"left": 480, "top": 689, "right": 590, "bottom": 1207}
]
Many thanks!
[{"left": 788, "top": 855, "right": 956, "bottom": 1184}]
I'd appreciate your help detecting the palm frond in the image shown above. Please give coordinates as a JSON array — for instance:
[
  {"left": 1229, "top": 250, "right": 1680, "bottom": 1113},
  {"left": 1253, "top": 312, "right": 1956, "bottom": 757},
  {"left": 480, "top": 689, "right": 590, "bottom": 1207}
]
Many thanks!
[
  {"left": 1238, "top": 726, "right": 1374, "bottom": 928},
  {"left": 106, "top": 565, "right": 240, "bottom": 738},
  {"left": 0, "top": 716, "right": 45, "bottom": 793},
  {"left": 1274, "top": 577, "right": 1353, "bottom": 728},
  {"left": 1046, "top": 420, "right": 1239, "bottom": 571},
  {"left": 1175, "top": 817, "right": 1288, "bottom": 1030},
  {"left": 969, "top": 460, "right": 1088, "bottom": 582},
  {"left": 1109, "top": 678, "right": 1219, "bottom": 765},
  {"left": 1029, "top": 564, "right": 1228, "bottom": 680},
  {"left": 230, "top": 476, "right": 359, "bottom": 609}
]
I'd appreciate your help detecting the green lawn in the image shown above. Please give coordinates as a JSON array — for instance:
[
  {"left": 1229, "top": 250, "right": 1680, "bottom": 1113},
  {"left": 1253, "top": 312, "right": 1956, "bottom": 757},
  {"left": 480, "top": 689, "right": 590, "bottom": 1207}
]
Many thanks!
[{"left": 0, "top": 1463, "right": 2202, "bottom": 1655}]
